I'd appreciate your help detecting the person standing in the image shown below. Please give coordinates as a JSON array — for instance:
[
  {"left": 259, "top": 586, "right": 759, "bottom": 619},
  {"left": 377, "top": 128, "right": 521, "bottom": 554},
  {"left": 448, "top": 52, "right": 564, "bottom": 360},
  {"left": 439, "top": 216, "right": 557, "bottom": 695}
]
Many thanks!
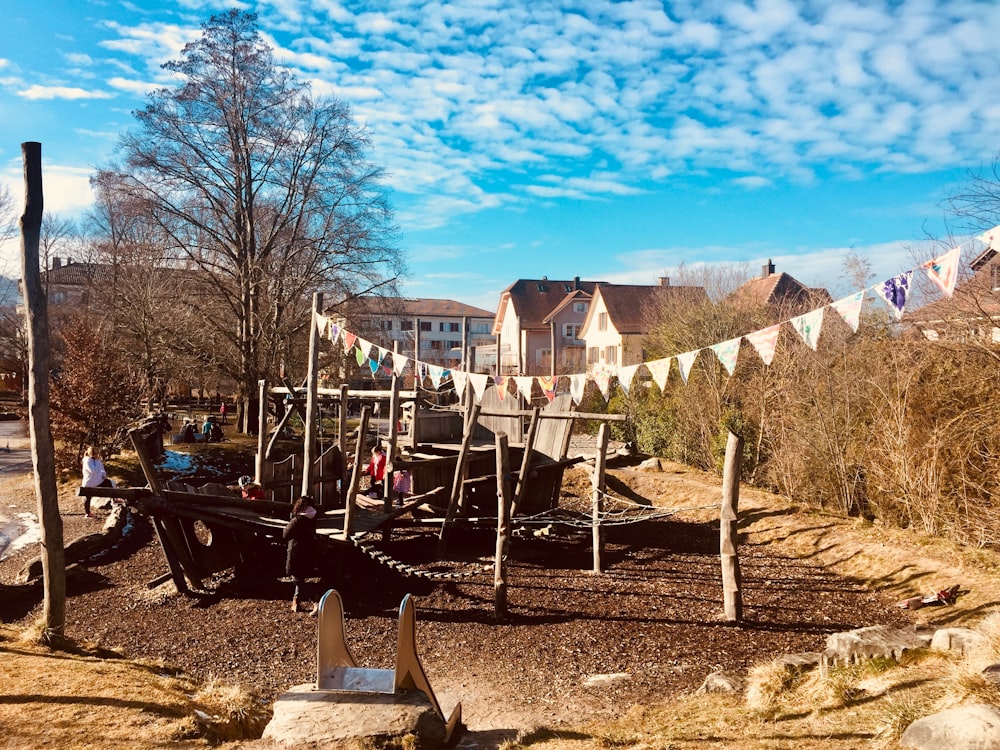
[
  {"left": 219, "top": 401, "right": 227, "bottom": 424},
  {"left": 81, "top": 445, "right": 113, "bottom": 518},
  {"left": 283, "top": 495, "right": 319, "bottom": 612},
  {"left": 365, "top": 444, "right": 386, "bottom": 498}
]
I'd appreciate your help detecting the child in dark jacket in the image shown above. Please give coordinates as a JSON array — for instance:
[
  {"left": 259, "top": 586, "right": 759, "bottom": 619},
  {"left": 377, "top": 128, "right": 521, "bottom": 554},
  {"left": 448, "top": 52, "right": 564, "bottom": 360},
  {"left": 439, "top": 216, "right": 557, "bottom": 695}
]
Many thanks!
[{"left": 283, "top": 495, "right": 318, "bottom": 612}]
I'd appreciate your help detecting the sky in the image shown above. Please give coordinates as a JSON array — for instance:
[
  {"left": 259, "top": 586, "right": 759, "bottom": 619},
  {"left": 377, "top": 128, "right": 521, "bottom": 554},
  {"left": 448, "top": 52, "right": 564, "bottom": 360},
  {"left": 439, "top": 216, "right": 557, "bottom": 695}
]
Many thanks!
[{"left": 1, "top": 0, "right": 998, "bottom": 313}]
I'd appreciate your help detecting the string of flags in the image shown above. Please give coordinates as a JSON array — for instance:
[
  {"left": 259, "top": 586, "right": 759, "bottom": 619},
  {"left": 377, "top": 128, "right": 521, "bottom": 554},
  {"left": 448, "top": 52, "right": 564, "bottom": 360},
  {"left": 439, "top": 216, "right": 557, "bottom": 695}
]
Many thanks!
[{"left": 314, "top": 228, "right": 998, "bottom": 407}]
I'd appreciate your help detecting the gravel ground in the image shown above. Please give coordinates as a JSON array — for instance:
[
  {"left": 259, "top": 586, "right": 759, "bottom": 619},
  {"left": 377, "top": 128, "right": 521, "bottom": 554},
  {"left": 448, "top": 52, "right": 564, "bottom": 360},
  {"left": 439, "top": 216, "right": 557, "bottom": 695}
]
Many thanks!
[{"left": 0, "top": 461, "right": 914, "bottom": 736}]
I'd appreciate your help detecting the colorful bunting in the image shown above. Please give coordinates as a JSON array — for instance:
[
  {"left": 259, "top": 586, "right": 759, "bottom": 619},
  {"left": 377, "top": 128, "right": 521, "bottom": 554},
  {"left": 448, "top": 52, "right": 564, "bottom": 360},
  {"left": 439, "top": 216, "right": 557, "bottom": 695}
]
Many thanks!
[
  {"left": 537, "top": 375, "right": 558, "bottom": 402},
  {"left": 923, "top": 246, "right": 960, "bottom": 298},
  {"left": 343, "top": 331, "right": 357, "bottom": 351},
  {"left": 829, "top": 291, "right": 864, "bottom": 333},
  {"left": 494, "top": 376, "right": 509, "bottom": 402},
  {"left": 616, "top": 364, "right": 641, "bottom": 395},
  {"left": 646, "top": 357, "right": 671, "bottom": 391},
  {"left": 328, "top": 322, "right": 341, "bottom": 343},
  {"left": 676, "top": 350, "right": 700, "bottom": 384},
  {"left": 875, "top": 270, "right": 913, "bottom": 320},
  {"left": 569, "top": 373, "right": 587, "bottom": 405},
  {"left": 746, "top": 324, "right": 781, "bottom": 366},
  {"left": 790, "top": 308, "right": 824, "bottom": 351},
  {"left": 427, "top": 365, "right": 446, "bottom": 390},
  {"left": 709, "top": 338, "right": 741, "bottom": 376},
  {"left": 368, "top": 358, "right": 379, "bottom": 375},
  {"left": 355, "top": 344, "right": 367, "bottom": 366}
]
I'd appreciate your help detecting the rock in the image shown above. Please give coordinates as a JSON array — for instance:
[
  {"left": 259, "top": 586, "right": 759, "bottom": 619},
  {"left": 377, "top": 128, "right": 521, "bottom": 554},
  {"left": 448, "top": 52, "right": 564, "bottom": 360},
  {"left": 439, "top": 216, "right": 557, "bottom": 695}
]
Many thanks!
[
  {"left": 696, "top": 671, "right": 744, "bottom": 693},
  {"left": 637, "top": 457, "right": 662, "bottom": 472},
  {"left": 983, "top": 664, "right": 1000, "bottom": 687},
  {"left": 930, "top": 628, "right": 984, "bottom": 655},
  {"left": 776, "top": 652, "right": 822, "bottom": 674},
  {"left": 263, "top": 683, "right": 451, "bottom": 748},
  {"left": 822, "top": 626, "right": 930, "bottom": 672},
  {"left": 900, "top": 704, "right": 1000, "bottom": 750},
  {"left": 17, "top": 506, "right": 129, "bottom": 583}
]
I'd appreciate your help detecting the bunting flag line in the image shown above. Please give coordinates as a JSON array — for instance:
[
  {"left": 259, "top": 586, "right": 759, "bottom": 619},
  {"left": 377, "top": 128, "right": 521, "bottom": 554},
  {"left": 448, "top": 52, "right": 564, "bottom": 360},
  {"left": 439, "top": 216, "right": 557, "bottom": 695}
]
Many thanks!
[
  {"left": 368, "top": 358, "right": 380, "bottom": 376},
  {"left": 537, "top": 375, "right": 558, "bottom": 402},
  {"left": 646, "top": 357, "right": 671, "bottom": 391},
  {"left": 676, "top": 350, "right": 699, "bottom": 384},
  {"left": 328, "top": 322, "right": 341, "bottom": 344},
  {"left": 745, "top": 324, "right": 780, "bottom": 366},
  {"left": 375, "top": 346, "right": 390, "bottom": 365},
  {"left": 790, "top": 308, "right": 824, "bottom": 351},
  {"left": 616, "top": 364, "right": 641, "bottom": 395},
  {"left": 315, "top": 313, "right": 329, "bottom": 336},
  {"left": 355, "top": 345, "right": 367, "bottom": 367},
  {"left": 923, "top": 246, "right": 960, "bottom": 298},
  {"left": 342, "top": 331, "right": 357, "bottom": 351},
  {"left": 494, "top": 376, "right": 509, "bottom": 402},
  {"left": 393, "top": 354, "right": 409, "bottom": 377},
  {"left": 569, "top": 373, "right": 587, "bottom": 405},
  {"left": 469, "top": 373, "right": 490, "bottom": 403},
  {"left": 593, "top": 369, "right": 612, "bottom": 401},
  {"left": 452, "top": 370, "right": 469, "bottom": 400},
  {"left": 427, "top": 365, "right": 446, "bottom": 390},
  {"left": 875, "top": 270, "right": 913, "bottom": 320},
  {"left": 514, "top": 376, "right": 534, "bottom": 403},
  {"left": 977, "top": 224, "right": 1000, "bottom": 250},
  {"left": 709, "top": 338, "right": 741, "bottom": 376},
  {"left": 829, "top": 291, "right": 864, "bottom": 333}
]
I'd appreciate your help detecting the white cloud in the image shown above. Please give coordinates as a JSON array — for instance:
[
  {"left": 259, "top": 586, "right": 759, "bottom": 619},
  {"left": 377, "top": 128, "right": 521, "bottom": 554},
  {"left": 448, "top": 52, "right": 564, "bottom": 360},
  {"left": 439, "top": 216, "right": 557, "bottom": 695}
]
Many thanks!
[{"left": 18, "top": 85, "right": 114, "bottom": 101}]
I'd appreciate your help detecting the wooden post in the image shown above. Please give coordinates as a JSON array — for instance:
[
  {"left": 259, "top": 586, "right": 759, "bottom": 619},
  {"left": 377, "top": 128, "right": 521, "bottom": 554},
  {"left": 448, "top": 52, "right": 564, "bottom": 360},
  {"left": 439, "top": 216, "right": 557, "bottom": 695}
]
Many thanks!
[
  {"left": 512, "top": 407, "right": 540, "bottom": 516},
  {"left": 343, "top": 406, "right": 371, "bottom": 538},
  {"left": 301, "top": 292, "right": 323, "bottom": 498},
  {"left": 721, "top": 430, "right": 743, "bottom": 623},
  {"left": 19, "top": 141, "right": 66, "bottom": 639},
  {"left": 385, "top": 373, "right": 401, "bottom": 511},
  {"left": 592, "top": 423, "right": 609, "bottom": 573},
  {"left": 494, "top": 432, "right": 512, "bottom": 618},
  {"left": 338, "top": 383, "right": 349, "bottom": 500},
  {"left": 255, "top": 379, "right": 267, "bottom": 484},
  {"left": 437, "top": 401, "right": 482, "bottom": 556}
]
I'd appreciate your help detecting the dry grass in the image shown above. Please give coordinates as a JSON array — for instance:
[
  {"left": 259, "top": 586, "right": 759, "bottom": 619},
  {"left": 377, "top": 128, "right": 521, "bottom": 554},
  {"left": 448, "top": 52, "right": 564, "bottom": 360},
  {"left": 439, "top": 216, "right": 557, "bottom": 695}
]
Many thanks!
[{"left": 0, "top": 623, "right": 269, "bottom": 749}]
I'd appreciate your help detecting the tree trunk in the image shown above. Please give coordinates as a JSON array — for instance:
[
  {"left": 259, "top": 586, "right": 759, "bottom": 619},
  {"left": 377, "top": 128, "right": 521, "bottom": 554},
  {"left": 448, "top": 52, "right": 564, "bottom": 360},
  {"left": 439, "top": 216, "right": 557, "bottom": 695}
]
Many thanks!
[{"left": 20, "top": 142, "right": 66, "bottom": 641}]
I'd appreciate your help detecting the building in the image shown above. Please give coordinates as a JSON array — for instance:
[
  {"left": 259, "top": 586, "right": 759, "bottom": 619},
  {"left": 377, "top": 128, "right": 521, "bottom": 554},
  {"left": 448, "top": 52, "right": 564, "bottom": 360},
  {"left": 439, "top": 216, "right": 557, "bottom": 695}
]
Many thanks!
[
  {"left": 579, "top": 279, "right": 708, "bottom": 370},
  {"left": 491, "top": 277, "right": 606, "bottom": 376},
  {"left": 729, "top": 260, "right": 832, "bottom": 319},
  {"left": 907, "top": 246, "right": 1000, "bottom": 342},
  {"left": 326, "top": 296, "right": 495, "bottom": 371}
]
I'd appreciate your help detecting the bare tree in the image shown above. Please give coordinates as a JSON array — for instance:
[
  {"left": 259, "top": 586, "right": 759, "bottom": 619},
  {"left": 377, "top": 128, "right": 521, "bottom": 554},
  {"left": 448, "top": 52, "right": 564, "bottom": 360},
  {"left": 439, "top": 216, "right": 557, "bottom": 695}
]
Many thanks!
[{"left": 102, "top": 9, "right": 402, "bottom": 430}]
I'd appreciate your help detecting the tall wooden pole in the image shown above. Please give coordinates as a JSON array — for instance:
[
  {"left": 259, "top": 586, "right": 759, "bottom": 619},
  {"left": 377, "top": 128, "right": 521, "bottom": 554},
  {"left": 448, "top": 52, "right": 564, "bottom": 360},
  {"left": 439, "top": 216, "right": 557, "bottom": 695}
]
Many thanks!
[
  {"left": 591, "top": 423, "right": 609, "bottom": 573},
  {"left": 385, "top": 372, "right": 401, "bottom": 511},
  {"left": 301, "top": 292, "right": 322, "bottom": 498},
  {"left": 255, "top": 379, "right": 267, "bottom": 485},
  {"left": 20, "top": 142, "right": 65, "bottom": 641},
  {"left": 721, "top": 430, "right": 744, "bottom": 622},
  {"left": 494, "top": 432, "right": 512, "bottom": 618}
]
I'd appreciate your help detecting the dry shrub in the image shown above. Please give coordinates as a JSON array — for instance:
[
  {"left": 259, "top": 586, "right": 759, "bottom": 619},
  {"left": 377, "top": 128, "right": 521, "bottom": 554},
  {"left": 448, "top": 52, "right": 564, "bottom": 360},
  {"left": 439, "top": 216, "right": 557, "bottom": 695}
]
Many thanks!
[
  {"left": 189, "top": 676, "right": 269, "bottom": 742},
  {"left": 744, "top": 660, "right": 802, "bottom": 719}
]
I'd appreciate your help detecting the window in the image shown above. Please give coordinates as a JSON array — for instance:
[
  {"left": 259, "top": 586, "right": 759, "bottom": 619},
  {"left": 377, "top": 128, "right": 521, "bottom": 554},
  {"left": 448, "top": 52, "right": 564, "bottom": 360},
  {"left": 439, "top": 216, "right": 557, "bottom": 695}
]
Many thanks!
[
  {"left": 562, "top": 324, "right": 580, "bottom": 339},
  {"left": 598, "top": 312, "right": 608, "bottom": 331},
  {"left": 992, "top": 264, "right": 1000, "bottom": 291},
  {"left": 587, "top": 347, "right": 600, "bottom": 364},
  {"left": 439, "top": 321, "right": 459, "bottom": 332},
  {"left": 564, "top": 284, "right": 573, "bottom": 292},
  {"left": 605, "top": 346, "right": 618, "bottom": 365},
  {"left": 381, "top": 320, "right": 393, "bottom": 330},
  {"left": 420, "top": 340, "right": 432, "bottom": 350},
  {"left": 400, "top": 320, "right": 413, "bottom": 331},
  {"left": 573, "top": 302, "right": 588, "bottom": 313},
  {"left": 472, "top": 322, "right": 490, "bottom": 334},
  {"left": 419, "top": 321, "right": 432, "bottom": 332}
]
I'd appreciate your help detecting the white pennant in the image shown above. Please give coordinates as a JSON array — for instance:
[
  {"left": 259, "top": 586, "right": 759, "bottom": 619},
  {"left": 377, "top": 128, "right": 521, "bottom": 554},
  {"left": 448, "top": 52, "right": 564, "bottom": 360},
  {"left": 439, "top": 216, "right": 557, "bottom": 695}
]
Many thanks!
[
  {"left": 427, "top": 364, "right": 445, "bottom": 389},
  {"left": 617, "top": 363, "right": 641, "bottom": 395},
  {"left": 393, "top": 354, "right": 409, "bottom": 377},
  {"left": 790, "top": 308, "right": 824, "bottom": 351},
  {"left": 977, "top": 224, "right": 1000, "bottom": 250},
  {"left": 646, "top": 357, "right": 671, "bottom": 391},
  {"left": 469, "top": 373, "right": 490, "bottom": 403},
  {"left": 452, "top": 370, "right": 469, "bottom": 400},
  {"left": 592, "top": 370, "right": 612, "bottom": 401},
  {"left": 676, "top": 350, "right": 699, "bottom": 384},
  {"left": 923, "top": 246, "right": 961, "bottom": 298},
  {"left": 745, "top": 324, "right": 781, "bottom": 366},
  {"left": 314, "top": 312, "right": 329, "bottom": 336},
  {"left": 569, "top": 373, "right": 588, "bottom": 405},
  {"left": 829, "top": 292, "right": 864, "bottom": 333},
  {"left": 514, "top": 376, "right": 534, "bottom": 403},
  {"left": 709, "top": 337, "right": 741, "bottom": 376}
]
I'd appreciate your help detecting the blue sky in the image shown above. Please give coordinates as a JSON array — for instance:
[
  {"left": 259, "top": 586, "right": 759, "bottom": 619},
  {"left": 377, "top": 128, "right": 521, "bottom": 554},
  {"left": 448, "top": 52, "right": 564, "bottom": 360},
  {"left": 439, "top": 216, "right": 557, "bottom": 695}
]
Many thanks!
[{"left": 1, "top": 0, "right": 998, "bottom": 312}]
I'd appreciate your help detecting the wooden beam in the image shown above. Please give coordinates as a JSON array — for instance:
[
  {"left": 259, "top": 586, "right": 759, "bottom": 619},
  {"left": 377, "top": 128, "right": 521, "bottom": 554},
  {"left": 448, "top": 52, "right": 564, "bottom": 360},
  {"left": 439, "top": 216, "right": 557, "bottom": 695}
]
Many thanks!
[
  {"left": 494, "top": 432, "right": 512, "bottom": 619},
  {"left": 437, "top": 402, "right": 482, "bottom": 556},
  {"left": 302, "top": 292, "right": 323, "bottom": 497},
  {"left": 721, "top": 431, "right": 743, "bottom": 623},
  {"left": 591, "top": 423, "right": 609, "bottom": 574}
]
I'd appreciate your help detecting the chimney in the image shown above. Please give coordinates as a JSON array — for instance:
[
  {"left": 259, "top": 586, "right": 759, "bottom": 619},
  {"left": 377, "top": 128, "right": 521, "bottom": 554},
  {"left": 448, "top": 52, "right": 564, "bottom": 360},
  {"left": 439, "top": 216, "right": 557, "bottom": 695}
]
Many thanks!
[
  {"left": 52, "top": 257, "right": 61, "bottom": 270},
  {"left": 658, "top": 276, "right": 670, "bottom": 287},
  {"left": 573, "top": 276, "right": 580, "bottom": 290},
  {"left": 762, "top": 259, "right": 774, "bottom": 278}
]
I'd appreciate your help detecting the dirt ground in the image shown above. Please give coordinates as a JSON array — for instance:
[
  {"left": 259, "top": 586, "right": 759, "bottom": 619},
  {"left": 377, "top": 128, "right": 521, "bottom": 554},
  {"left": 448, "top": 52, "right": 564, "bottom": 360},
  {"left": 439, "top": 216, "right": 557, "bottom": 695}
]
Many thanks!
[{"left": 5, "top": 437, "right": 964, "bottom": 749}]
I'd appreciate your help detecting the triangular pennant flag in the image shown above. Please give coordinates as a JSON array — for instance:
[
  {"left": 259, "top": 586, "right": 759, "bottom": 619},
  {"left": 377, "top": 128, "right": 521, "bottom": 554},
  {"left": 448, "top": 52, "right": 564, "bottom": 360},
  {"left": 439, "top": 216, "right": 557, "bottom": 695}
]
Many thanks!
[
  {"left": 452, "top": 370, "right": 469, "bottom": 400},
  {"left": 493, "top": 376, "right": 509, "bottom": 402},
  {"left": 790, "top": 308, "right": 824, "bottom": 351},
  {"left": 328, "top": 322, "right": 341, "bottom": 344},
  {"left": 875, "top": 270, "right": 913, "bottom": 320},
  {"left": 709, "top": 337, "right": 741, "bottom": 376},
  {"left": 368, "top": 358, "right": 379, "bottom": 375},
  {"left": 646, "top": 357, "right": 671, "bottom": 391},
  {"left": 592, "top": 369, "right": 612, "bottom": 401},
  {"left": 427, "top": 364, "right": 445, "bottom": 390},
  {"left": 616, "top": 364, "right": 641, "bottom": 395},
  {"left": 746, "top": 324, "right": 781, "bottom": 366},
  {"left": 514, "top": 376, "right": 534, "bottom": 403},
  {"left": 375, "top": 346, "right": 390, "bottom": 365},
  {"left": 381, "top": 362, "right": 393, "bottom": 377},
  {"left": 977, "top": 224, "right": 1000, "bottom": 250},
  {"left": 569, "top": 373, "right": 587, "bottom": 405},
  {"left": 343, "top": 331, "right": 357, "bottom": 350},
  {"left": 469, "top": 373, "right": 490, "bottom": 403},
  {"left": 355, "top": 345, "right": 367, "bottom": 366},
  {"left": 676, "top": 349, "right": 700, "bottom": 385},
  {"left": 829, "top": 291, "right": 864, "bottom": 333},
  {"left": 923, "top": 246, "right": 960, "bottom": 298},
  {"left": 536, "top": 375, "right": 558, "bottom": 402},
  {"left": 355, "top": 338, "right": 373, "bottom": 366},
  {"left": 315, "top": 313, "right": 329, "bottom": 336},
  {"left": 393, "top": 354, "right": 409, "bottom": 377}
]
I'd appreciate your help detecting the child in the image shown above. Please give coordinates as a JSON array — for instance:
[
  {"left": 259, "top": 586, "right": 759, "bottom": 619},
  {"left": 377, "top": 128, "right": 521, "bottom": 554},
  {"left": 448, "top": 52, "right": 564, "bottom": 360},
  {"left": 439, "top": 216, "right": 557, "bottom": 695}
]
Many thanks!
[
  {"left": 365, "top": 444, "right": 386, "bottom": 498},
  {"left": 283, "top": 496, "right": 318, "bottom": 613}
]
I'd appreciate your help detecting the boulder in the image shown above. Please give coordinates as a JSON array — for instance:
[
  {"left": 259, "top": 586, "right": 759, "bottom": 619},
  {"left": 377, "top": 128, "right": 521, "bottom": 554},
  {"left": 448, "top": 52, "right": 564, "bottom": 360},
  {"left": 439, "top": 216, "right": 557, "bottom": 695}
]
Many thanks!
[
  {"left": 637, "top": 457, "right": 662, "bottom": 472},
  {"left": 822, "top": 625, "right": 930, "bottom": 672},
  {"left": 263, "top": 683, "right": 450, "bottom": 749},
  {"left": 696, "top": 671, "right": 744, "bottom": 693},
  {"left": 930, "top": 628, "right": 984, "bottom": 655},
  {"left": 900, "top": 703, "right": 1000, "bottom": 750},
  {"left": 776, "top": 652, "right": 822, "bottom": 674}
]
